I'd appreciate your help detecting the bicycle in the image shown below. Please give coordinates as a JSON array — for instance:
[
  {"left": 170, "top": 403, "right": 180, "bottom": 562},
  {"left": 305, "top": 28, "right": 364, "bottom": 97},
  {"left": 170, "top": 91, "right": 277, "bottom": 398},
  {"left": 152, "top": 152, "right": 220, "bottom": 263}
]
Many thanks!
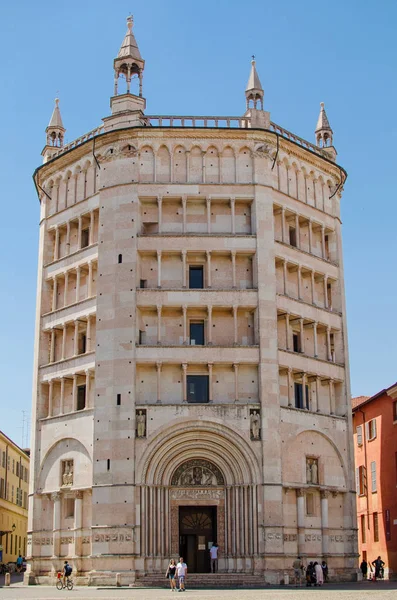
[{"left": 56, "top": 573, "right": 73, "bottom": 590}]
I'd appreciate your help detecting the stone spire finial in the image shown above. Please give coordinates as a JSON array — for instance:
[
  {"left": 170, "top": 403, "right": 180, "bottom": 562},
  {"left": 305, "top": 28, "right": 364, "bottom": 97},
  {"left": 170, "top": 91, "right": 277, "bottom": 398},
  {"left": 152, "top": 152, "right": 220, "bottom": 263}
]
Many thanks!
[
  {"left": 113, "top": 15, "right": 145, "bottom": 97},
  {"left": 315, "top": 102, "right": 333, "bottom": 148},
  {"left": 245, "top": 58, "right": 264, "bottom": 111},
  {"left": 46, "top": 98, "right": 65, "bottom": 148}
]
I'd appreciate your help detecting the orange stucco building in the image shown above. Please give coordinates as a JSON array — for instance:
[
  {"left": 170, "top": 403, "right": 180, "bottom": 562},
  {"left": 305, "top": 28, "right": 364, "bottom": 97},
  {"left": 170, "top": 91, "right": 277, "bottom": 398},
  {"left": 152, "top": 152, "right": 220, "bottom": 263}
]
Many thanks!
[{"left": 353, "top": 382, "right": 397, "bottom": 578}]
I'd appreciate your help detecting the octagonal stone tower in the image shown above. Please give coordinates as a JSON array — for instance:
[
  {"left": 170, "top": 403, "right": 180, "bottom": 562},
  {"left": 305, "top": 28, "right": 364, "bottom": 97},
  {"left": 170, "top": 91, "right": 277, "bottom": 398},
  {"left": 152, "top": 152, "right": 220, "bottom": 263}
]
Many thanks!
[{"left": 26, "top": 17, "right": 357, "bottom": 586}]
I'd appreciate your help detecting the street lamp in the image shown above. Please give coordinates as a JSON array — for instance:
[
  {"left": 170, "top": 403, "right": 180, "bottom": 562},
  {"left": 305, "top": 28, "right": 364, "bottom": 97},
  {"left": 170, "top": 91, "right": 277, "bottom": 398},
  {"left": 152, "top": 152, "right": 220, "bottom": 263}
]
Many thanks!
[{"left": 0, "top": 524, "right": 16, "bottom": 538}]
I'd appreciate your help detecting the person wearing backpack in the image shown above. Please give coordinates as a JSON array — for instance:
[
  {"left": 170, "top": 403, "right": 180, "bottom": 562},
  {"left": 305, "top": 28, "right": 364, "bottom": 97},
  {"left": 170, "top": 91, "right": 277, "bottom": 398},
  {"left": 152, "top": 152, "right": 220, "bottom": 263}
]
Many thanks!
[{"left": 63, "top": 561, "right": 72, "bottom": 586}]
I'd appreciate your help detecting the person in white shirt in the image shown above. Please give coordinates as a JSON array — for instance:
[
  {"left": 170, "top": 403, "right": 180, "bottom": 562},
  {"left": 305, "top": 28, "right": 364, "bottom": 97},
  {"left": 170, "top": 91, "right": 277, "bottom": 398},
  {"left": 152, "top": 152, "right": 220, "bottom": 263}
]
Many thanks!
[
  {"left": 176, "top": 557, "right": 187, "bottom": 592},
  {"left": 210, "top": 543, "right": 219, "bottom": 573}
]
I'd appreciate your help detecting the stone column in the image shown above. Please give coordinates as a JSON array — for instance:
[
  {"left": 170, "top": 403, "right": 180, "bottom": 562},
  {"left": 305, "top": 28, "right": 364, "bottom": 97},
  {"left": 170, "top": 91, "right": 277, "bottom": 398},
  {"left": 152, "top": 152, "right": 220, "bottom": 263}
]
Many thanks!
[
  {"left": 315, "top": 376, "right": 321, "bottom": 413},
  {"left": 48, "top": 380, "right": 54, "bottom": 417},
  {"left": 156, "top": 362, "right": 162, "bottom": 403},
  {"left": 86, "top": 316, "right": 91, "bottom": 352},
  {"left": 66, "top": 221, "right": 71, "bottom": 255},
  {"left": 157, "top": 251, "right": 162, "bottom": 288},
  {"left": 320, "top": 490, "right": 329, "bottom": 556},
  {"left": 182, "top": 251, "right": 187, "bottom": 288},
  {"left": 85, "top": 370, "right": 90, "bottom": 408},
  {"left": 89, "top": 210, "right": 95, "bottom": 245},
  {"left": 287, "top": 368, "right": 293, "bottom": 407},
  {"left": 75, "top": 267, "right": 80, "bottom": 303},
  {"left": 311, "top": 271, "right": 316, "bottom": 305},
  {"left": 313, "top": 322, "right": 318, "bottom": 357},
  {"left": 77, "top": 216, "right": 82, "bottom": 250},
  {"left": 207, "top": 306, "right": 212, "bottom": 344},
  {"left": 157, "top": 305, "right": 162, "bottom": 344},
  {"left": 88, "top": 261, "right": 93, "bottom": 297},
  {"left": 54, "top": 183, "right": 60, "bottom": 213},
  {"left": 283, "top": 261, "right": 288, "bottom": 295},
  {"left": 231, "top": 251, "right": 237, "bottom": 288},
  {"left": 61, "top": 324, "right": 66, "bottom": 360},
  {"left": 51, "top": 492, "right": 61, "bottom": 558},
  {"left": 182, "top": 305, "right": 187, "bottom": 344},
  {"left": 321, "top": 226, "right": 326, "bottom": 259},
  {"left": 326, "top": 326, "right": 332, "bottom": 361},
  {"left": 297, "top": 266, "right": 302, "bottom": 300},
  {"left": 208, "top": 363, "right": 213, "bottom": 402},
  {"left": 233, "top": 363, "right": 239, "bottom": 402},
  {"left": 329, "top": 379, "right": 335, "bottom": 415},
  {"left": 63, "top": 271, "right": 69, "bottom": 307},
  {"left": 52, "top": 277, "right": 58, "bottom": 311},
  {"left": 231, "top": 198, "right": 236, "bottom": 234},
  {"left": 182, "top": 196, "right": 187, "bottom": 234},
  {"left": 300, "top": 318, "right": 305, "bottom": 354},
  {"left": 73, "top": 491, "right": 83, "bottom": 557},
  {"left": 50, "top": 329, "right": 55, "bottom": 363},
  {"left": 54, "top": 226, "right": 60, "bottom": 261},
  {"left": 60, "top": 377, "right": 65, "bottom": 415},
  {"left": 157, "top": 197, "right": 162, "bottom": 234},
  {"left": 285, "top": 313, "right": 290, "bottom": 350},
  {"left": 296, "top": 488, "right": 305, "bottom": 556},
  {"left": 206, "top": 198, "right": 211, "bottom": 233},
  {"left": 233, "top": 305, "right": 238, "bottom": 345},
  {"left": 324, "top": 276, "right": 328, "bottom": 309},
  {"left": 308, "top": 219, "right": 313, "bottom": 254},
  {"left": 182, "top": 363, "right": 187, "bottom": 402},
  {"left": 206, "top": 251, "right": 212, "bottom": 287},
  {"left": 302, "top": 373, "right": 307, "bottom": 409},
  {"left": 73, "top": 173, "right": 78, "bottom": 204},
  {"left": 295, "top": 214, "right": 300, "bottom": 249},
  {"left": 74, "top": 321, "right": 79, "bottom": 355},
  {"left": 72, "top": 374, "right": 77, "bottom": 411},
  {"left": 281, "top": 207, "right": 286, "bottom": 243}
]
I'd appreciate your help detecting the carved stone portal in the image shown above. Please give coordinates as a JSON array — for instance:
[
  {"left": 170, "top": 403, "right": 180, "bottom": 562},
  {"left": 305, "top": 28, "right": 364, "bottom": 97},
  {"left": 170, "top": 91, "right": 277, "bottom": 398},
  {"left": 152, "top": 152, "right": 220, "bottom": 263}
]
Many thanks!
[
  {"left": 171, "top": 459, "right": 225, "bottom": 487},
  {"left": 61, "top": 460, "right": 73, "bottom": 487}
]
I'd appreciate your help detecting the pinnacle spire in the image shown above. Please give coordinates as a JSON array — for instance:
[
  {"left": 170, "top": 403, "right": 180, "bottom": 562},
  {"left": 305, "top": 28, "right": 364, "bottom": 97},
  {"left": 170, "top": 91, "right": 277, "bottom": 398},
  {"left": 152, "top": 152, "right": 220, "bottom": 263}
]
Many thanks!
[
  {"left": 315, "top": 102, "right": 334, "bottom": 149},
  {"left": 245, "top": 58, "right": 264, "bottom": 111},
  {"left": 48, "top": 98, "right": 64, "bottom": 129},
  {"left": 113, "top": 15, "right": 145, "bottom": 97},
  {"left": 117, "top": 15, "right": 142, "bottom": 61},
  {"left": 45, "top": 98, "right": 65, "bottom": 149}
]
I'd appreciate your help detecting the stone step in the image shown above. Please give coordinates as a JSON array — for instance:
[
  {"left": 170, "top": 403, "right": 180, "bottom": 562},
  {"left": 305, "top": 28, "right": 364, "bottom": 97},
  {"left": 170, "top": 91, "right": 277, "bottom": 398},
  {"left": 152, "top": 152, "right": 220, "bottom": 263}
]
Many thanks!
[{"left": 135, "top": 573, "right": 268, "bottom": 588}]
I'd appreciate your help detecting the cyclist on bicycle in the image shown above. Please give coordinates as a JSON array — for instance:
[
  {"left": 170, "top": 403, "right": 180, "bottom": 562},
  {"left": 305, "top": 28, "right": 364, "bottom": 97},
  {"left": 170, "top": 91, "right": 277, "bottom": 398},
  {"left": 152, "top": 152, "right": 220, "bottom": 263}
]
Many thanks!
[{"left": 63, "top": 561, "right": 72, "bottom": 586}]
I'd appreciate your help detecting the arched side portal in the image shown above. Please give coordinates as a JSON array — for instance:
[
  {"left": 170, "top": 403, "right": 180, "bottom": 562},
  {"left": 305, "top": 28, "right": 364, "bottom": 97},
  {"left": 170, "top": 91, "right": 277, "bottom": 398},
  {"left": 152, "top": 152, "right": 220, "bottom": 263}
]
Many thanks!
[{"left": 136, "top": 422, "right": 262, "bottom": 572}]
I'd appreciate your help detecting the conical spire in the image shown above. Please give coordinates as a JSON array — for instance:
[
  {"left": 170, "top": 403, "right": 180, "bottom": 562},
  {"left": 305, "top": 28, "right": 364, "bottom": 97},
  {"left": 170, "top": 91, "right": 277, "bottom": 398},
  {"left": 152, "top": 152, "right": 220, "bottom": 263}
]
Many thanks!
[
  {"left": 48, "top": 98, "right": 64, "bottom": 129},
  {"left": 45, "top": 98, "right": 65, "bottom": 148},
  {"left": 113, "top": 15, "right": 145, "bottom": 97},
  {"left": 117, "top": 15, "right": 142, "bottom": 61},
  {"left": 315, "top": 102, "right": 333, "bottom": 148},
  {"left": 245, "top": 58, "right": 264, "bottom": 111}
]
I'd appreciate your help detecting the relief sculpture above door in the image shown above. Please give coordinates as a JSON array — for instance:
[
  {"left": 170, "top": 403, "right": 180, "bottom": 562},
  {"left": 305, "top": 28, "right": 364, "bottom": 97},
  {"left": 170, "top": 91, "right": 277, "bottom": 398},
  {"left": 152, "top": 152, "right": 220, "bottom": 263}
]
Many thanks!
[{"left": 171, "top": 459, "right": 225, "bottom": 487}]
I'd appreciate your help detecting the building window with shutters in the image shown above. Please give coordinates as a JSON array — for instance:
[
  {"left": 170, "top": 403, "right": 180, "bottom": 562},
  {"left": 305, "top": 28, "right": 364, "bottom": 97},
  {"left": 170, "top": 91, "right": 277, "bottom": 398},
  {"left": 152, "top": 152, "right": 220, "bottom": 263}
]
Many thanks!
[
  {"left": 366, "top": 419, "right": 377, "bottom": 441},
  {"left": 356, "top": 465, "right": 367, "bottom": 496},
  {"left": 373, "top": 512, "right": 379, "bottom": 542},
  {"left": 356, "top": 425, "right": 363, "bottom": 446},
  {"left": 371, "top": 461, "right": 377, "bottom": 493}
]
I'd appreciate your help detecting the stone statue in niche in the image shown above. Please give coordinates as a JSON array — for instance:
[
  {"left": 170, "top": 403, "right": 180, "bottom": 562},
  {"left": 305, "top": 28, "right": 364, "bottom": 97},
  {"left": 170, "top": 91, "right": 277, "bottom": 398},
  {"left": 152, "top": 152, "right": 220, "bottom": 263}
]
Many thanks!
[
  {"left": 306, "top": 458, "right": 319, "bottom": 484},
  {"left": 250, "top": 409, "right": 261, "bottom": 440},
  {"left": 61, "top": 460, "right": 73, "bottom": 486},
  {"left": 136, "top": 410, "right": 146, "bottom": 438},
  {"left": 171, "top": 459, "right": 225, "bottom": 487}
]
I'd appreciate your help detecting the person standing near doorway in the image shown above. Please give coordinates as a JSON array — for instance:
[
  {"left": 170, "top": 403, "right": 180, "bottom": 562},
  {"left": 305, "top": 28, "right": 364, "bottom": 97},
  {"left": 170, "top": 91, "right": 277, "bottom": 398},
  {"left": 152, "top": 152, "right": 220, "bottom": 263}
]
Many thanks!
[
  {"left": 166, "top": 559, "right": 177, "bottom": 591},
  {"left": 210, "top": 543, "right": 219, "bottom": 573},
  {"left": 360, "top": 558, "right": 368, "bottom": 580},
  {"left": 176, "top": 557, "right": 187, "bottom": 592}
]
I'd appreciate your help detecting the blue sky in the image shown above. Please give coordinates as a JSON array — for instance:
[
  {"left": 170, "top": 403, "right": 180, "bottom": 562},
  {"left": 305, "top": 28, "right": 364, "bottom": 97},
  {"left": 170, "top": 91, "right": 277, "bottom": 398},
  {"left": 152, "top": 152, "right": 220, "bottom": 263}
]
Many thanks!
[{"left": 0, "top": 0, "right": 396, "bottom": 445}]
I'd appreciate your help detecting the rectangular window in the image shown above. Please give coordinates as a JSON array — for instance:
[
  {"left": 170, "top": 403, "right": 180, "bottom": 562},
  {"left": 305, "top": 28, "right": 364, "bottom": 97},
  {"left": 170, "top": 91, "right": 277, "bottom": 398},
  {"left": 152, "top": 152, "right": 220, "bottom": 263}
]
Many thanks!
[
  {"left": 366, "top": 419, "right": 377, "bottom": 441},
  {"left": 294, "top": 383, "right": 309, "bottom": 410},
  {"left": 293, "top": 333, "right": 301, "bottom": 353},
  {"left": 139, "top": 330, "right": 146, "bottom": 345},
  {"left": 0, "top": 478, "right": 4, "bottom": 499},
  {"left": 78, "top": 333, "right": 87, "bottom": 355},
  {"left": 16, "top": 462, "right": 19, "bottom": 477},
  {"left": 77, "top": 385, "right": 86, "bottom": 411},
  {"left": 1, "top": 451, "right": 5, "bottom": 468},
  {"left": 371, "top": 461, "right": 377, "bottom": 493},
  {"left": 6, "top": 534, "right": 8, "bottom": 553},
  {"left": 289, "top": 227, "right": 297, "bottom": 247},
  {"left": 189, "top": 266, "right": 204, "bottom": 289},
  {"left": 394, "top": 401, "right": 397, "bottom": 422},
  {"left": 306, "top": 493, "right": 314, "bottom": 516},
  {"left": 356, "top": 425, "right": 363, "bottom": 446},
  {"left": 361, "top": 514, "right": 366, "bottom": 543},
  {"left": 373, "top": 512, "right": 379, "bottom": 542},
  {"left": 190, "top": 321, "right": 205, "bottom": 345},
  {"left": 81, "top": 228, "right": 89, "bottom": 248},
  {"left": 187, "top": 375, "right": 209, "bottom": 404},
  {"left": 12, "top": 459, "right": 15, "bottom": 474},
  {"left": 65, "top": 498, "right": 75, "bottom": 518},
  {"left": 356, "top": 465, "right": 367, "bottom": 496},
  {"left": 11, "top": 485, "right": 14, "bottom": 503},
  {"left": 7, "top": 456, "right": 10, "bottom": 470},
  {"left": 23, "top": 491, "right": 28, "bottom": 509},
  {"left": 140, "top": 279, "right": 147, "bottom": 289}
]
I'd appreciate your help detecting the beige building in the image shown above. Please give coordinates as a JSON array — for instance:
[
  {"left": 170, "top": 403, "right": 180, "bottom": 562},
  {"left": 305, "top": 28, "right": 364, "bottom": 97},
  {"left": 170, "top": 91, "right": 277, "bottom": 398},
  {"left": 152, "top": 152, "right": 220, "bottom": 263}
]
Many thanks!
[
  {"left": 0, "top": 431, "right": 29, "bottom": 564},
  {"left": 26, "top": 16, "right": 357, "bottom": 585}
]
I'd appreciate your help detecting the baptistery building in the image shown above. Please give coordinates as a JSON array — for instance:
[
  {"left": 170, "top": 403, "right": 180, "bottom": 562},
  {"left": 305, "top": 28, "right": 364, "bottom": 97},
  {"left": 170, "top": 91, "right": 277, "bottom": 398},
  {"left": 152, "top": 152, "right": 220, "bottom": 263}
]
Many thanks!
[{"left": 26, "top": 17, "right": 357, "bottom": 585}]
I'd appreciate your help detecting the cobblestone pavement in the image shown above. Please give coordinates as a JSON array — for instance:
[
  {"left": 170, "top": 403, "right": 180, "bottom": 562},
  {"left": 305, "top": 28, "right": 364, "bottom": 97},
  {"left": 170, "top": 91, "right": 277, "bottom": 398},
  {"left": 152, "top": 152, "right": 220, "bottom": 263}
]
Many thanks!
[{"left": 1, "top": 582, "right": 397, "bottom": 600}]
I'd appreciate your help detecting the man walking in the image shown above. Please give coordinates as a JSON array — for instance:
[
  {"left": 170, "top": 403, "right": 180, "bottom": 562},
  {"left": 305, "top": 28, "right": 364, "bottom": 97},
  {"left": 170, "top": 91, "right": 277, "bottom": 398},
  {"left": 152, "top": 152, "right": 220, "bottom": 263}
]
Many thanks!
[
  {"left": 292, "top": 556, "right": 303, "bottom": 586},
  {"left": 210, "top": 543, "right": 219, "bottom": 573},
  {"left": 176, "top": 557, "right": 187, "bottom": 592}
]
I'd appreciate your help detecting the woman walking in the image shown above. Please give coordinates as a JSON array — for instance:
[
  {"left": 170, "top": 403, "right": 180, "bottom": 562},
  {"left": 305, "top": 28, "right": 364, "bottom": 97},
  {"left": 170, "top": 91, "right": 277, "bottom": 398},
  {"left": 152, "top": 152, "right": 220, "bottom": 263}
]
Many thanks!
[
  {"left": 314, "top": 562, "right": 324, "bottom": 586},
  {"left": 166, "top": 559, "right": 177, "bottom": 591}
]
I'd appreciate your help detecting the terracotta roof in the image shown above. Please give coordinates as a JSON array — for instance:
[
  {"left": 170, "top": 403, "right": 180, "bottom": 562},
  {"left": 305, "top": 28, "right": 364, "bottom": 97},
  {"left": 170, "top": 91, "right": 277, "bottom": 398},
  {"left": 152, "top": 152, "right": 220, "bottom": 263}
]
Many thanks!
[{"left": 351, "top": 395, "right": 370, "bottom": 409}]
